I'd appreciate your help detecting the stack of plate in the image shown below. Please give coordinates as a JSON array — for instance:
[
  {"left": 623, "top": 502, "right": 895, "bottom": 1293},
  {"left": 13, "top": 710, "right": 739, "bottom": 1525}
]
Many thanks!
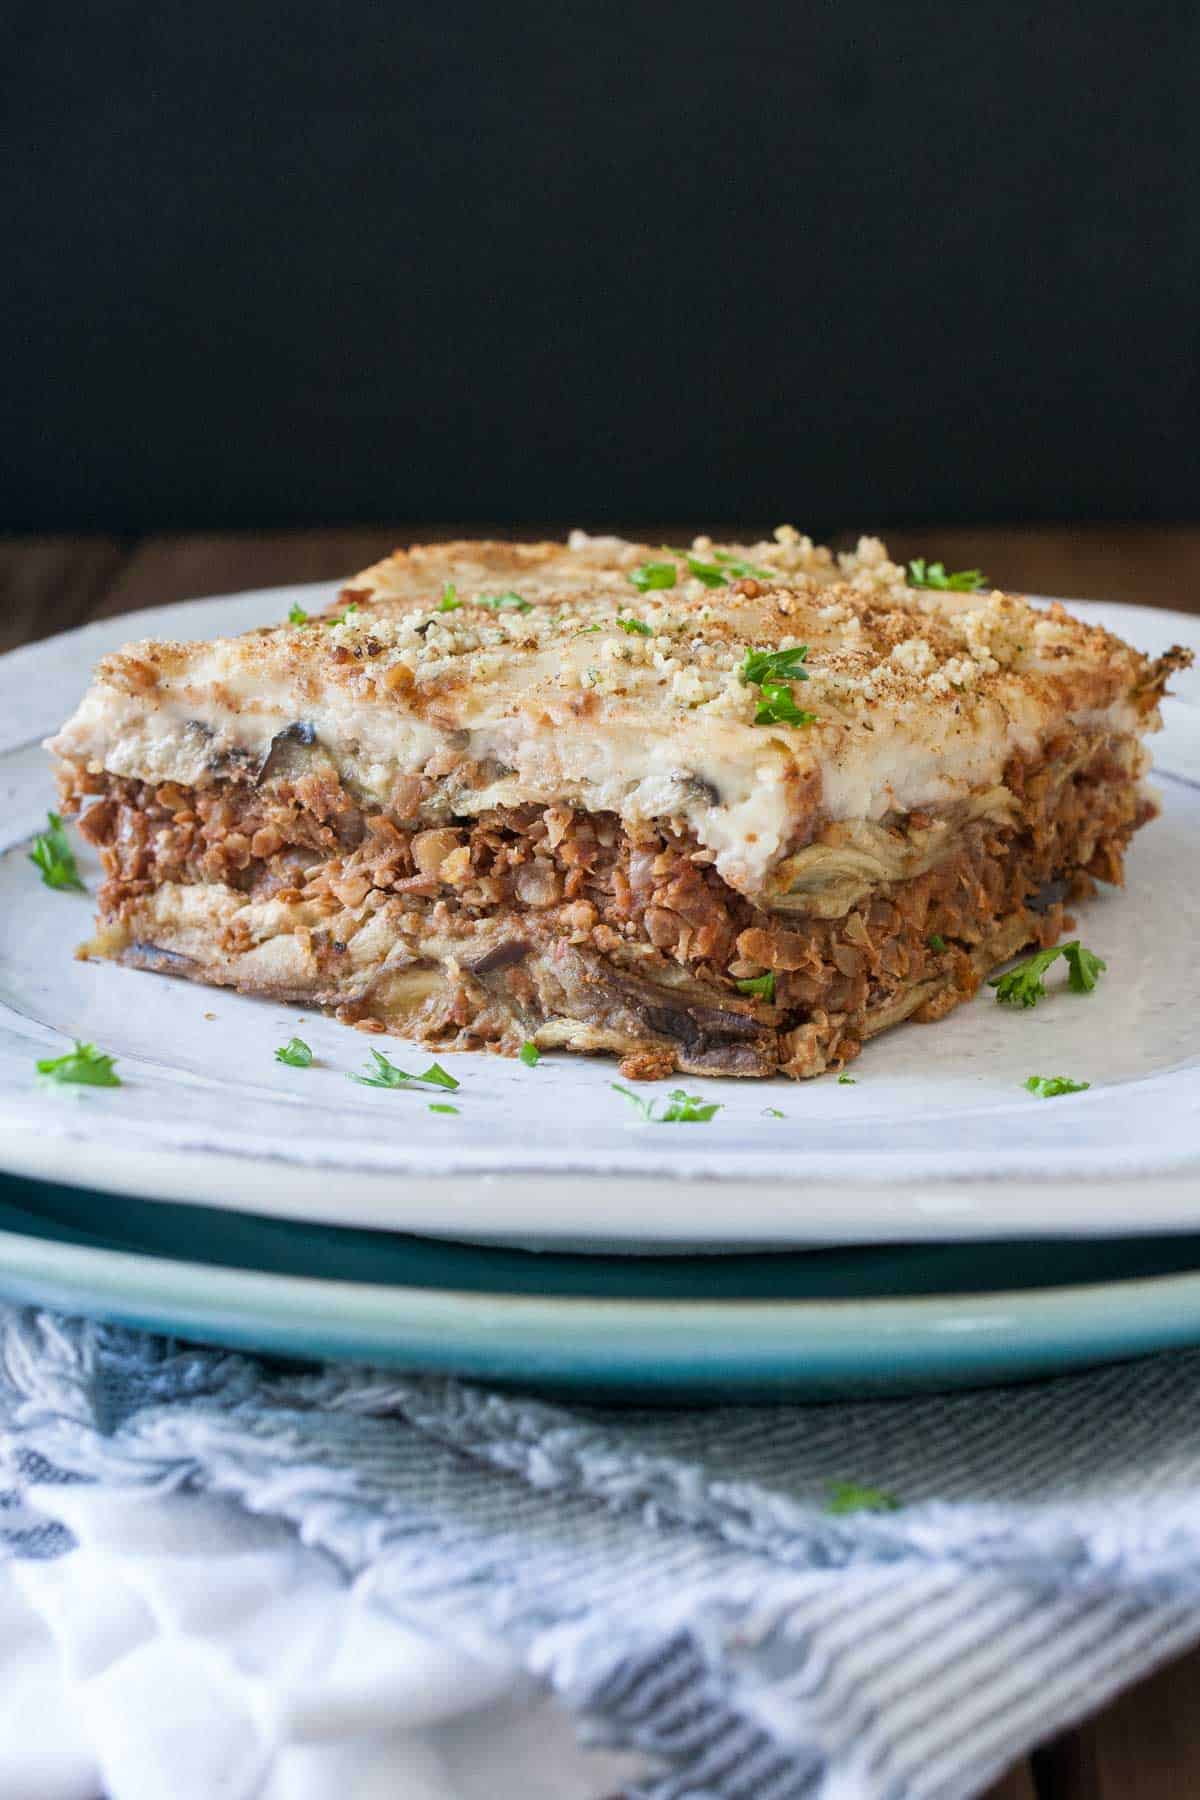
[{"left": 2, "top": 589, "right": 1197, "bottom": 1398}]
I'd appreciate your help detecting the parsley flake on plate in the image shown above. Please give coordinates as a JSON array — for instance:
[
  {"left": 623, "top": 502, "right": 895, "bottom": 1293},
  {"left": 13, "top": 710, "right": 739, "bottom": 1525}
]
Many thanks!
[
  {"left": 287, "top": 601, "right": 309, "bottom": 626},
  {"left": 762, "top": 1107, "right": 785, "bottom": 1118},
  {"left": 29, "top": 811, "right": 86, "bottom": 893},
  {"left": 275, "top": 1037, "right": 313, "bottom": 1068},
  {"left": 519, "top": 1040, "right": 540, "bottom": 1067},
  {"left": 616, "top": 616, "right": 654, "bottom": 636},
  {"left": 989, "top": 939, "right": 1106, "bottom": 1008},
  {"left": 36, "top": 1041, "right": 121, "bottom": 1088},
  {"left": 838, "top": 1074, "right": 856, "bottom": 1085},
  {"left": 1025, "top": 1074, "right": 1091, "bottom": 1099},
  {"left": 351, "top": 1051, "right": 460, "bottom": 1092},
  {"left": 413, "top": 1061, "right": 459, "bottom": 1090},
  {"left": 826, "top": 1481, "right": 900, "bottom": 1516},
  {"left": 428, "top": 1102, "right": 460, "bottom": 1114},
  {"left": 736, "top": 972, "right": 775, "bottom": 1002},
  {"left": 658, "top": 1090, "right": 722, "bottom": 1123},
  {"left": 1062, "top": 941, "right": 1106, "bottom": 994},
  {"left": 437, "top": 582, "right": 460, "bottom": 612},
  {"left": 612, "top": 1083, "right": 721, "bottom": 1123},
  {"left": 630, "top": 561, "right": 677, "bottom": 593},
  {"left": 906, "top": 558, "right": 987, "bottom": 593}
]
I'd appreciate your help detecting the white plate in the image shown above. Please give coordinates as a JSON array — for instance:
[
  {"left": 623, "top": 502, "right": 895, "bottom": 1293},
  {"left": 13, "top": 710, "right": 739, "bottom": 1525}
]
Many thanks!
[{"left": 0, "top": 585, "right": 1198, "bottom": 1247}]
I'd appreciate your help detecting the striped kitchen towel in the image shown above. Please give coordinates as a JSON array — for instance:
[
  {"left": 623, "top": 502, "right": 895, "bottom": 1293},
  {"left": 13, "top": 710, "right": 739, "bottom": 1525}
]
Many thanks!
[{"left": 4, "top": 1307, "right": 1200, "bottom": 1800}]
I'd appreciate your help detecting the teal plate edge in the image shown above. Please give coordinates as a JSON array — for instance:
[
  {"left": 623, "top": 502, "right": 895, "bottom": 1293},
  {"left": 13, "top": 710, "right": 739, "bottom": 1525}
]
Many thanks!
[{"left": 7, "top": 1171, "right": 1200, "bottom": 1398}]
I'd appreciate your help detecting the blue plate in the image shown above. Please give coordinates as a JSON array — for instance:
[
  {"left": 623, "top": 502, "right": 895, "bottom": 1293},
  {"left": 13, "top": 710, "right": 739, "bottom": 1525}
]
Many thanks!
[{"left": 6, "top": 1173, "right": 1200, "bottom": 1396}]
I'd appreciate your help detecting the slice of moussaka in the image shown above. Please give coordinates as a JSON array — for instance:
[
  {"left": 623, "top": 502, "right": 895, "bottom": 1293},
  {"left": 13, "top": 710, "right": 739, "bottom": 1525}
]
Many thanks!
[{"left": 48, "top": 530, "right": 1190, "bottom": 1079}]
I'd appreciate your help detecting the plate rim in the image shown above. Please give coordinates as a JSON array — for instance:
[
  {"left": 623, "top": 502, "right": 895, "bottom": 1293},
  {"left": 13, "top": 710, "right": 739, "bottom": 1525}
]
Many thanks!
[
  {"left": 4, "top": 1126, "right": 1200, "bottom": 1247},
  {"left": 9, "top": 1213, "right": 1200, "bottom": 1391}
]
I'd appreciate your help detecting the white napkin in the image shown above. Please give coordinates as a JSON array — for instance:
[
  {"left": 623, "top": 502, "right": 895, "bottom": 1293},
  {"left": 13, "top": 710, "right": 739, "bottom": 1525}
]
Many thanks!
[
  {"left": 13, "top": 1314, "right": 1200, "bottom": 1800},
  {"left": 0, "top": 1482, "right": 644, "bottom": 1800}
]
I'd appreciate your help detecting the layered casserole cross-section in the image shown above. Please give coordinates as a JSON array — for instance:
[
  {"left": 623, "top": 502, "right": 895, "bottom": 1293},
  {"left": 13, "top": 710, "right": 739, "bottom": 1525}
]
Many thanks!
[{"left": 49, "top": 530, "right": 1188, "bottom": 1079}]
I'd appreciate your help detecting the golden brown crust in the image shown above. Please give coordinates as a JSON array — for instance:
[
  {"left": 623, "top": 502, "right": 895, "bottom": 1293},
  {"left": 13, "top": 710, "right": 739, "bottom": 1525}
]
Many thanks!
[{"left": 87, "top": 537, "right": 1166, "bottom": 730}]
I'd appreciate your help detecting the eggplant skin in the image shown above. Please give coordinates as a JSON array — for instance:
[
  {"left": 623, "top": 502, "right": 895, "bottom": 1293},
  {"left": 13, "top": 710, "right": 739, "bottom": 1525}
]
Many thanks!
[
  {"left": 126, "top": 940, "right": 198, "bottom": 974},
  {"left": 465, "top": 934, "right": 776, "bottom": 1077}
]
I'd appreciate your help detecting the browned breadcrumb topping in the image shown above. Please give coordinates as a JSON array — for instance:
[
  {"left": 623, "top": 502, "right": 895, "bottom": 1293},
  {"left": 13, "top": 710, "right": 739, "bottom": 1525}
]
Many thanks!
[{"left": 83, "top": 544, "right": 1183, "bottom": 739}]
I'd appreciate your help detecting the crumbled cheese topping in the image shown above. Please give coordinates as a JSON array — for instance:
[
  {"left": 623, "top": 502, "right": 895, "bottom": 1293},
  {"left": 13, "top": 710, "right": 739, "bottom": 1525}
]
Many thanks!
[
  {"left": 961, "top": 592, "right": 1032, "bottom": 669},
  {"left": 889, "top": 637, "right": 937, "bottom": 678},
  {"left": 928, "top": 656, "right": 987, "bottom": 696}
]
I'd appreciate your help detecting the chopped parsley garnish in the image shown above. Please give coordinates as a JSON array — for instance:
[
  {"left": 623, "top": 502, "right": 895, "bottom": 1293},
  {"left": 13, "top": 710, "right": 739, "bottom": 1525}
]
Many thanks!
[
  {"left": 927, "top": 934, "right": 948, "bottom": 953},
  {"left": 413, "top": 1060, "right": 458, "bottom": 1089},
  {"left": 837, "top": 1074, "right": 856, "bottom": 1085},
  {"left": 275, "top": 1037, "right": 313, "bottom": 1068},
  {"left": 685, "top": 558, "right": 728, "bottom": 588},
  {"left": 29, "top": 811, "right": 85, "bottom": 893},
  {"left": 826, "top": 1481, "right": 900, "bottom": 1516},
  {"left": 437, "top": 583, "right": 461, "bottom": 612},
  {"left": 711, "top": 549, "right": 776, "bottom": 580},
  {"left": 990, "top": 943, "right": 1064, "bottom": 1007},
  {"left": 762, "top": 1107, "right": 786, "bottom": 1118},
  {"left": 661, "top": 547, "right": 729, "bottom": 588},
  {"left": 740, "top": 644, "right": 815, "bottom": 728},
  {"left": 659, "top": 546, "right": 777, "bottom": 585},
  {"left": 351, "top": 1051, "right": 460, "bottom": 1092},
  {"left": 519, "top": 1040, "right": 540, "bottom": 1067},
  {"left": 1062, "top": 941, "right": 1106, "bottom": 994},
  {"left": 287, "top": 601, "right": 310, "bottom": 625},
  {"left": 736, "top": 972, "right": 776, "bottom": 1002},
  {"left": 741, "top": 644, "right": 810, "bottom": 686},
  {"left": 1025, "top": 1074, "right": 1091, "bottom": 1099},
  {"left": 612, "top": 1083, "right": 721, "bottom": 1123},
  {"left": 478, "top": 591, "right": 533, "bottom": 613},
  {"left": 36, "top": 1041, "right": 121, "bottom": 1088},
  {"left": 617, "top": 616, "right": 654, "bottom": 636},
  {"left": 630, "top": 561, "right": 677, "bottom": 593},
  {"left": 428, "top": 1102, "right": 460, "bottom": 1114},
  {"left": 752, "top": 684, "right": 817, "bottom": 727},
  {"left": 907, "top": 558, "right": 987, "bottom": 593},
  {"left": 989, "top": 939, "right": 1106, "bottom": 1008},
  {"left": 326, "top": 600, "right": 359, "bottom": 628},
  {"left": 659, "top": 1090, "right": 722, "bottom": 1123}
]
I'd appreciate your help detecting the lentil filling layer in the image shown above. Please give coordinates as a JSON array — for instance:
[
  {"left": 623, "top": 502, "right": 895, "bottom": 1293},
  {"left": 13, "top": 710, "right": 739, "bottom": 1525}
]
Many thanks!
[{"left": 60, "top": 725, "right": 1152, "bottom": 1079}]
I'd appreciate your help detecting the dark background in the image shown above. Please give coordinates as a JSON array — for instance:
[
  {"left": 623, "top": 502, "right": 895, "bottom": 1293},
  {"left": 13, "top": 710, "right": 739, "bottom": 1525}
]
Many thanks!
[{"left": 5, "top": 3, "right": 1199, "bottom": 534}]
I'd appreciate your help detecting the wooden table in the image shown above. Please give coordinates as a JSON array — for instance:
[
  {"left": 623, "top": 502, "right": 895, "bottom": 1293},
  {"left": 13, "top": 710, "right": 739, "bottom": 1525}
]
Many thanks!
[{"left": 3, "top": 523, "right": 1199, "bottom": 1800}]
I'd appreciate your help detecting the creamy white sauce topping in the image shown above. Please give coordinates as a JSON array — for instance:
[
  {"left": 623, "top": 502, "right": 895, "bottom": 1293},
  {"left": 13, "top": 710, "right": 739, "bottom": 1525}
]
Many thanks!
[{"left": 49, "top": 675, "right": 1144, "bottom": 900}]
